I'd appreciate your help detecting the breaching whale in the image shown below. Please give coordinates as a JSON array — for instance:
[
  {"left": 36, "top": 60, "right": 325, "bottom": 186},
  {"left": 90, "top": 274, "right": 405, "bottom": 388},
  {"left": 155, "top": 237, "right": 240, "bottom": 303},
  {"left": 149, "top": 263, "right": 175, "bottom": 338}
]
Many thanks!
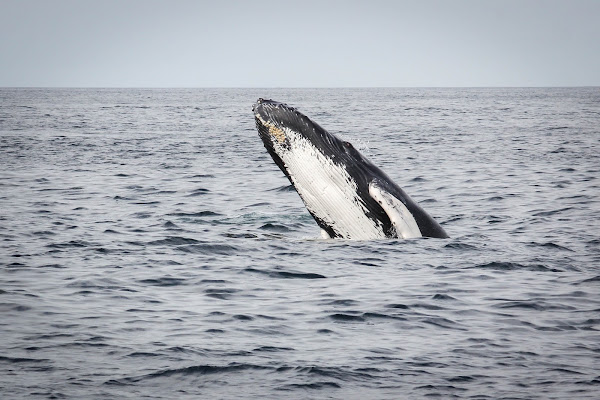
[{"left": 253, "top": 98, "right": 448, "bottom": 240}]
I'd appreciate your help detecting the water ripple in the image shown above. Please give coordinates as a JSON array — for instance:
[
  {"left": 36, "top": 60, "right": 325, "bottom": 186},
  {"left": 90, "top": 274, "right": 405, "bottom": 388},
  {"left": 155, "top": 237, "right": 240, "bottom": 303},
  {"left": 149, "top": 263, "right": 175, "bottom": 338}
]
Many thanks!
[{"left": 1, "top": 88, "right": 599, "bottom": 400}]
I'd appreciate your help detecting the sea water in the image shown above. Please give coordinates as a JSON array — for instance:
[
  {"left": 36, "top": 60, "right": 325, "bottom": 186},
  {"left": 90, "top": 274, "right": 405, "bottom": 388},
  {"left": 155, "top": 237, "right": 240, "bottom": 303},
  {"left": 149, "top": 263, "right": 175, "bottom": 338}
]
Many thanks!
[{"left": 1, "top": 88, "right": 599, "bottom": 399}]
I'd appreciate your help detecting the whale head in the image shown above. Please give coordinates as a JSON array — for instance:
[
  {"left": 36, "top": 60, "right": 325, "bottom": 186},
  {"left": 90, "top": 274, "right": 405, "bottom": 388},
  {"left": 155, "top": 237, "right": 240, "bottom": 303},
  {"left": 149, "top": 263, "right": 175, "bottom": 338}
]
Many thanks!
[
  {"left": 254, "top": 99, "right": 346, "bottom": 163},
  {"left": 252, "top": 98, "right": 448, "bottom": 240},
  {"left": 253, "top": 98, "right": 373, "bottom": 177}
]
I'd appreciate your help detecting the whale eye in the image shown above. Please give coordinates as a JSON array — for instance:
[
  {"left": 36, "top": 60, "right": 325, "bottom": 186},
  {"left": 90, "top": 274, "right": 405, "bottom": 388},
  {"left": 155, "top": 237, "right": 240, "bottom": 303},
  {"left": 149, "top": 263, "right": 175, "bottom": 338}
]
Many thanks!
[{"left": 343, "top": 141, "right": 353, "bottom": 149}]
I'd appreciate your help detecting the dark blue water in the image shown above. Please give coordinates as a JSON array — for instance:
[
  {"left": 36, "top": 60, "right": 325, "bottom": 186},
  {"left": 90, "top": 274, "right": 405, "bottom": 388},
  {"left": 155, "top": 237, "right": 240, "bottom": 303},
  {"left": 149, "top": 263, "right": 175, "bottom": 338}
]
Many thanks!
[{"left": 1, "top": 88, "right": 599, "bottom": 399}]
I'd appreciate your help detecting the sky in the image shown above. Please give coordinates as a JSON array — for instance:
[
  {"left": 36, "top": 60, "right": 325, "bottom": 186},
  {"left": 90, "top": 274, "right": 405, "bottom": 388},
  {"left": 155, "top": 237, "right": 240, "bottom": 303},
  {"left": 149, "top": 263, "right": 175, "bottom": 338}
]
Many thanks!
[{"left": 1, "top": 0, "right": 599, "bottom": 87}]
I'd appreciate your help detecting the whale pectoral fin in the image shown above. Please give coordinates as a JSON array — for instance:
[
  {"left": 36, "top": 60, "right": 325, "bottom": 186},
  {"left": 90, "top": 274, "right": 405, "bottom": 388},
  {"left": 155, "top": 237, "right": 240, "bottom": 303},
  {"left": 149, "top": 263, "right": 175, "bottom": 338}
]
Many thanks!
[{"left": 368, "top": 181, "right": 422, "bottom": 239}]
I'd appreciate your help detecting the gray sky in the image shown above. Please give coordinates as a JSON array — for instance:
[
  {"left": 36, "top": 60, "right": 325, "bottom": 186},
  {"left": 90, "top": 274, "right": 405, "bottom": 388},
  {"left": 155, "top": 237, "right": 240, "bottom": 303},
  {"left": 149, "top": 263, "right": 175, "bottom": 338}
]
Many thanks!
[{"left": 1, "top": 0, "right": 599, "bottom": 87}]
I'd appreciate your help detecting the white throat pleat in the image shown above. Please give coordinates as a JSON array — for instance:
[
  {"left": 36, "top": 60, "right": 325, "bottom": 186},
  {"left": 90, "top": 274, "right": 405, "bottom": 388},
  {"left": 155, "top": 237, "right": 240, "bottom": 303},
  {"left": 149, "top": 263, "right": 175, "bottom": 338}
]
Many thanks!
[{"left": 275, "top": 128, "right": 385, "bottom": 239}]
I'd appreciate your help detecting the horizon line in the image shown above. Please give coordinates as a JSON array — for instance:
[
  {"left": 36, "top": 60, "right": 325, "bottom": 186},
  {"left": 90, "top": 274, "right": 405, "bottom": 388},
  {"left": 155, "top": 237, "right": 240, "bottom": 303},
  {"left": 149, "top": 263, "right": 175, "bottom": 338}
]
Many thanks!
[{"left": 1, "top": 85, "right": 599, "bottom": 89}]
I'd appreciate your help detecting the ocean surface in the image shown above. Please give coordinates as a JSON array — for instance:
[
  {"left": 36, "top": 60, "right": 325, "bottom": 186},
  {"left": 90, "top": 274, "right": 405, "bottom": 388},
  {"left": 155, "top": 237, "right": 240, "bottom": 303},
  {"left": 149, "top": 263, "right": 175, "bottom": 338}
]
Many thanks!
[{"left": 1, "top": 87, "right": 599, "bottom": 399}]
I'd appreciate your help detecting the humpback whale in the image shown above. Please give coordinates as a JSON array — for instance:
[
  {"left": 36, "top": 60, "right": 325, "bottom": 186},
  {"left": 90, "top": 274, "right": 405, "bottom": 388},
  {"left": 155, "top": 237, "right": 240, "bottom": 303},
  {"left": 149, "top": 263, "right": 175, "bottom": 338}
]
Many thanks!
[{"left": 253, "top": 98, "right": 448, "bottom": 240}]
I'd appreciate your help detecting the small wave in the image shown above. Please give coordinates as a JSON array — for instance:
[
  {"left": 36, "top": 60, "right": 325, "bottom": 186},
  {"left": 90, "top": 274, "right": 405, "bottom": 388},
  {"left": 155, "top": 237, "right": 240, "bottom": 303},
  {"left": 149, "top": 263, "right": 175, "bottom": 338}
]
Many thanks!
[
  {"left": 362, "top": 312, "right": 406, "bottom": 321},
  {"left": 162, "top": 221, "right": 180, "bottom": 229},
  {"left": 144, "top": 190, "right": 177, "bottom": 195},
  {"left": 353, "top": 257, "right": 384, "bottom": 267},
  {"left": 493, "top": 300, "right": 576, "bottom": 311},
  {"left": 532, "top": 207, "right": 573, "bottom": 217},
  {"left": 277, "top": 381, "right": 341, "bottom": 390},
  {"left": 487, "top": 215, "right": 509, "bottom": 224},
  {"left": 233, "top": 314, "right": 253, "bottom": 321},
  {"left": 316, "top": 329, "right": 335, "bottom": 334},
  {"left": 415, "top": 384, "right": 467, "bottom": 393},
  {"left": 245, "top": 267, "right": 326, "bottom": 279},
  {"left": 167, "top": 211, "right": 222, "bottom": 217},
  {"left": 199, "top": 279, "right": 230, "bottom": 284},
  {"left": 292, "top": 365, "right": 376, "bottom": 381},
  {"left": 422, "top": 317, "right": 465, "bottom": 330},
  {"left": 125, "top": 352, "right": 160, "bottom": 358},
  {"left": 149, "top": 236, "right": 199, "bottom": 246},
  {"left": 0, "top": 303, "right": 31, "bottom": 312},
  {"left": 6, "top": 262, "right": 28, "bottom": 269},
  {"left": 223, "top": 232, "right": 258, "bottom": 239},
  {"left": 550, "top": 367, "right": 585, "bottom": 375},
  {"left": 253, "top": 346, "right": 294, "bottom": 352},
  {"left": 446, "top": 375, "right": 478, "bottom": 383},
  {"left": 186, "top": 188, "right": 210, "bottom": 197},
  {"left": 66, "top": 278, "right": 129, "bottom": 291},
  {"left": 204, "top": 288, "right": 240, "bottom": 300},
  {"left": 526, "top": 241, "right": 573, "bottom": 251},
  {"left": 385, "top": 303, "right": 410, "bottom": 309},
  {"left": 130, "top": 212, "right": 153, "bottom": 219},
  {"left": 325, "top": 299, "right": 359, "bottom": 306},
  {"left": 329, "top": 313, "right": 365, "bottom": 322},
  {"left": 259, "top": 223, "right": 292, "bottom": 232},
  {"left": 443, "top": 214, "right": 464, "bottom": 223},
  {"left": 444, "top": 242, "right": 478, "bottom": 250},
  {"left": 268, "top": 184, "right": 295, "bottom": 192},
  {"left": 47, "top": 240, "right": 93, "bottom": 248},
  {"left": 187, "top": 174, "right": 215, "bottom": 179},
  {"left": 432, "top": 294, "right": 457, "bottom": 301},
  {"left": 33, "top": 231, "right": 56, "bottom": 236},
  {"left": 105, "top": 363, "right": 272, "bottom": 385},
  {"left": 469, "top": 261, "right": 562, "bottom": 272},
  {"left": 586, "top": 238, "right": 600, "bottom": 247},
  {"left": 551, "top": 147, "right": 567, "bottom": 153},
  {"left": 577, "top": 275, "right": 600, "bottom": 284},
  {"left": 0, "top": 356, "right": 50, "bottom": 364},
  {"left": 244, "top": 202, "right": 270, "bottom": 208},
  {"left": 411, "top": 303, "right": 447, "bottom": 311},
  {"left": 138, "top": 277, "right": 187, "bottom": 287},
  {"left": 177, "top": 243, "right": 238, "bottom": 255}
]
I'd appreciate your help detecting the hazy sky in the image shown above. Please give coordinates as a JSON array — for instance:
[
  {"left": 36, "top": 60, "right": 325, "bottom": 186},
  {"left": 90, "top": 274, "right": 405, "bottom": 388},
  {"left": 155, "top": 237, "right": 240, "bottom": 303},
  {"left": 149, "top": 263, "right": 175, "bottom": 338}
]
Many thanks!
[{"left": 1, "top": 0, "right": 599, "bottom": 87}]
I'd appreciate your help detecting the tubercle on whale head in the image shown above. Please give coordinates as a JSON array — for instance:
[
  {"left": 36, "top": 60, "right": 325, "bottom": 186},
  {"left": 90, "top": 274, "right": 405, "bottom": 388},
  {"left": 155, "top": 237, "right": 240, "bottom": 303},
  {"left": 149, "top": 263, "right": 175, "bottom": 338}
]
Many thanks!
[
  {"left": 253, "top": 99, "right": 304, "bottom": 150},
  {"left": 255, "top": 113, "right": 287, "bottom": 145}
]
